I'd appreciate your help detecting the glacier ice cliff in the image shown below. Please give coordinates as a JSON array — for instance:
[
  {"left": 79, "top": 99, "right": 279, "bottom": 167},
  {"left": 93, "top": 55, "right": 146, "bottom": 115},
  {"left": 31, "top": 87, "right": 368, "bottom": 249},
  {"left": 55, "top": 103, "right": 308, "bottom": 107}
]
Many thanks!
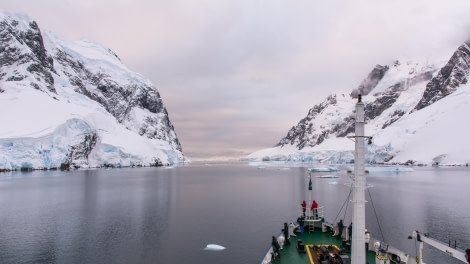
[{"left": 0, "top": 10, "right": 185, "bottom": 170}]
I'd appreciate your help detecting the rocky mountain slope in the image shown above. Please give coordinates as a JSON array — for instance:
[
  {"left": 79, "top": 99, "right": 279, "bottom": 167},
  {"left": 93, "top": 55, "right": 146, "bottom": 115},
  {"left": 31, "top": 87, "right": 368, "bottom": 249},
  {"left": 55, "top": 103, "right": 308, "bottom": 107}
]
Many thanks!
[
  {"left": 0, "top": 10, "right": 184, "bottom": 170},
  {"left": 246, "top": 39, "right": 470, "bottom": 165}
]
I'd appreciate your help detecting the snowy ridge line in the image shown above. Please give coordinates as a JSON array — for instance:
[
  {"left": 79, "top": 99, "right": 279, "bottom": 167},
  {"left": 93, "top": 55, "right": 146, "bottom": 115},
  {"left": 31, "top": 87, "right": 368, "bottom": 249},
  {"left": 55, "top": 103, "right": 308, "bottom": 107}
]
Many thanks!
[{"left": 246, "top": 42, "right": 470, "bottom": 166}]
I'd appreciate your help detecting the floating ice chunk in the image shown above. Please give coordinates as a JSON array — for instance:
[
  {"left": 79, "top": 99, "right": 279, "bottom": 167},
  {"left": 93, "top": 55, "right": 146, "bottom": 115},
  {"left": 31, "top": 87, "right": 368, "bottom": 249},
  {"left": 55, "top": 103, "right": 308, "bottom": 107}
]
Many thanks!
[
  {"left": 315, "top": 175, "right": 339, "bottom": 178},
  {"left": 348, "top": 167, "right": 414, "bottom": 173},
  {"left": 204, "top": 244, "right": 226, "bottom": 251},
  {"left": 328, "top": 181, "right": 339, "bottom": 185},
  {"left": 309, "top": 167, "right": 340, "bottom": 172}
]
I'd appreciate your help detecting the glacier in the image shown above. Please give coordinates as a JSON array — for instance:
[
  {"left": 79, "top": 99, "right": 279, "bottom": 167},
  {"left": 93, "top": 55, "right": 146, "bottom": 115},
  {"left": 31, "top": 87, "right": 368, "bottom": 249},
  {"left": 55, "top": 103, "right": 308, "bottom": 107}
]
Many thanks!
[{"left": 0, "top": 10, "right": 185, "bottom": 170}]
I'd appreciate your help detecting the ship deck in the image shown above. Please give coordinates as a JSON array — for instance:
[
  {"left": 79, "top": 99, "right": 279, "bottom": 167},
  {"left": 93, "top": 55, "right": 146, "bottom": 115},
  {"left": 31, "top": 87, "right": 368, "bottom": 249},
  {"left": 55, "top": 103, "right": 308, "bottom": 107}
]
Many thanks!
[{"left": 267, "top": 225, "right": 377, "bottom": 264}]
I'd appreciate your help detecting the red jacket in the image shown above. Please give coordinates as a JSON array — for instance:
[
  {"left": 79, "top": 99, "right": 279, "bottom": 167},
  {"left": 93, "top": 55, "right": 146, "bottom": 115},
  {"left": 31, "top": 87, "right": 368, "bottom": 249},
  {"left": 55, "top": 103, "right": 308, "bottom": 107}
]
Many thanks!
[{"left": 311, "top": 201, "right": 318, "bottom": 210}]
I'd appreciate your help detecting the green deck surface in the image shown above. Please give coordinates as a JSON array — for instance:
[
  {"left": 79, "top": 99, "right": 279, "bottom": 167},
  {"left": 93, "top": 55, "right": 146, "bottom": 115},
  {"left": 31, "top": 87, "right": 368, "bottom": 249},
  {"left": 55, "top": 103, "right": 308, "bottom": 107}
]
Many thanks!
[{"left": 272, "top": 227, "right": 376, "bottom": 264}]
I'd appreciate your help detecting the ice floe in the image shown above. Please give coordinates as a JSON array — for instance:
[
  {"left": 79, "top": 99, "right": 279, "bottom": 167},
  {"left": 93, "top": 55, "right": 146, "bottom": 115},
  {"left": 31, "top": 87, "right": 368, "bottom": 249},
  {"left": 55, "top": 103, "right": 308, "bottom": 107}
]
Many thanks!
[
  {"left": 309, "top": 167, "right": 340, "bottom": 172},
  {"left": 204, "top": 244, "right": 226, "bottom": 251}
]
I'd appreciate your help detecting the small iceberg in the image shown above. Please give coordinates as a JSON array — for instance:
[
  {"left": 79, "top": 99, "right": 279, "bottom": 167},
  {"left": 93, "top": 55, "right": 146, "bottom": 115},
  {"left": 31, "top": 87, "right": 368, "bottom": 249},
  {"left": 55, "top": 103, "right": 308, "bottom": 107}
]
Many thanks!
[
  {"left": 310, "top": 167, "right": 340, "bottom": 172},
  {"left": 328, "top": 181, "right": 339, "bottom": 185},
  {"left": 348, "top": 167, "right": 414, "bottom": 173},
  {"left": 204, "top": 244, "right": 226, "bottom": 251},
  {"left": 315, "top": 174, "right": 339, "bottom": 178}
]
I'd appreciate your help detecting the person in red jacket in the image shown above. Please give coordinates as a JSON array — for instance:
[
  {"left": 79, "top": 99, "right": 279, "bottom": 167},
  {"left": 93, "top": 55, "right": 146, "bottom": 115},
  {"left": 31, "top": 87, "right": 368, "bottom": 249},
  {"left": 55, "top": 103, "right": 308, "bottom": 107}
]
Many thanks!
[
  {"left": 301, "top": 200, "right": 306, "bottom": 217},
  {"left": 311, "top": 200, "right": 318, "bottom": 219}
]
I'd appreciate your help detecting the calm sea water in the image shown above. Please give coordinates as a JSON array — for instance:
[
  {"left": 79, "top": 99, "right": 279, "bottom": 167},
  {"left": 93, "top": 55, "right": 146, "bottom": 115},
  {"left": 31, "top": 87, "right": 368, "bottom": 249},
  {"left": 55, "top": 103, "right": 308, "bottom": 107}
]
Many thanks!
[{"left": 0, "top": 163, "right": 468, "bottom": 264}]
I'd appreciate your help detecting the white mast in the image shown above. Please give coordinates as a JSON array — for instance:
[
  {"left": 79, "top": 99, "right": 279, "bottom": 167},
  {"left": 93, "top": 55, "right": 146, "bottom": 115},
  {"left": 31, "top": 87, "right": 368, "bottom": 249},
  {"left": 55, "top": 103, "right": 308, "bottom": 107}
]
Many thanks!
[{"left": 351, "top": 95, "right": 367, "bottom": 264}]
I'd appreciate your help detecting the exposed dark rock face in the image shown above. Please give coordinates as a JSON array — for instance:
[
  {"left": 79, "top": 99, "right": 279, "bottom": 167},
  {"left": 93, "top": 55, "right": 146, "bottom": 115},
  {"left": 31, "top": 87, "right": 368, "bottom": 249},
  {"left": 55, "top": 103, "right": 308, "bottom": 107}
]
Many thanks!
[
  {"left": 60, "top": 133, "right": 98, "bottom": 170},
  {"left": 277, "top": 95, "right": 337, "bottom": 149},
  {"left": 413, "top": 41, "right": 470, "bottom": 111},
  {"left": 350, "top": 64, "right": 388, "bottom": 98},
  {"left": 331, "top": 82, "right": 404, "bottom": 140},
  {"left": 0, "top": 15, "right": 55, "bottom": 93},
  {"left": 381, "top": 110, "right": 405, "bottom": 129},
  {"left": 53, "top": 49, "right": 182, "bottom": 152},
  {"left": 366, "top": 82, "right": 403, "bottom": 120},
  {"left": 331, "top": 115, "right": 355, "bottom": 138}
]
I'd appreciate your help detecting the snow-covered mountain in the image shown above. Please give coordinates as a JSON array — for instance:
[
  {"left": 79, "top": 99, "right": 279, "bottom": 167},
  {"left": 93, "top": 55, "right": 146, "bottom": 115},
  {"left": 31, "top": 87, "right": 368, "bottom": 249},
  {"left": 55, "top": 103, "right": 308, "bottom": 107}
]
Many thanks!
[
  {"left": 0, "top": 10, "right": 185, "bottom": 170},
  {"left": 246, "top": 39, "right": 470, "bottom": 166}
]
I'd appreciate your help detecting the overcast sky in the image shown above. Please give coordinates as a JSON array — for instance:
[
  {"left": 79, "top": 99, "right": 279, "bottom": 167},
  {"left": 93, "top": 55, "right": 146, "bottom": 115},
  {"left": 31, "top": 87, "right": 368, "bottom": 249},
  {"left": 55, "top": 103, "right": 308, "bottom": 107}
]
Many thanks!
[{"left": 2, "top": 0, "right": 470, "bottom": 160}]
